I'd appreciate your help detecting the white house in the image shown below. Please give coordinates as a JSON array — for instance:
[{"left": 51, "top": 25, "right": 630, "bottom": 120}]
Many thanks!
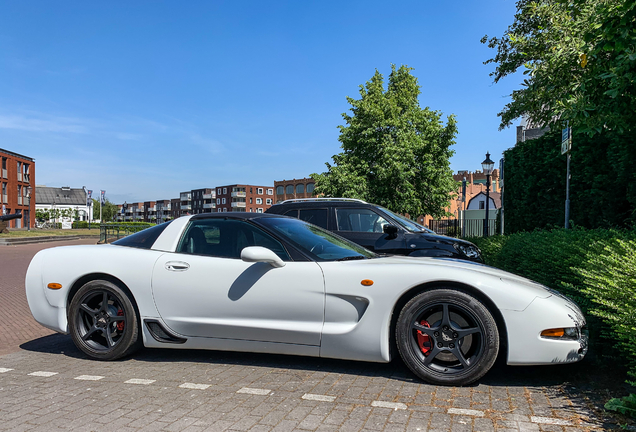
[{"left": 35, "top": 186, "right": 93, "bottom": 225}]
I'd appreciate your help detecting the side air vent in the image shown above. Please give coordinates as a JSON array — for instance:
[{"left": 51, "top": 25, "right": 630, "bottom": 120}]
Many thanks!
[{"left": 144, "top": 319, "right": 187, "bottom": 344}]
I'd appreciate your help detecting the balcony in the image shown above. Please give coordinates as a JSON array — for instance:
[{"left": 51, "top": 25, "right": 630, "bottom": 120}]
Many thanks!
[
  {"left": 203, "top": 203, "right": 216, "bottom": 209},
  {"left": 180, "top": 193, "right": 191, "bottom": 201},
  {"left": 1, "top": 169, "right": 6, "bottom": 179},
  {"left": 148, "top": 206, "right": 156, "bottom": 212},
  {"left": 203, "top": 193, "right": 215, "bottom": 199},
  {"left": 2, "top": 194, "right": 7, "bottom": 204},
  {"left": 17, "top": 173, "right": 22, "bottom": 182},
  {"left": 181, "top": 204, "right": 191, "bottom": 211},
  {"left": 231, "top": 191, "right": 246, "bottom": 198},
  {"left": 231, "top": 202, "right": 246, "bottom": 208}
]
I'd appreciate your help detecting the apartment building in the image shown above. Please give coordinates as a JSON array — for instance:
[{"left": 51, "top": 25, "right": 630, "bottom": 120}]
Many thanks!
[
  {"left": 170, "top": 198, "right": 181, "bottom": 219},
  {"left": 215, "top": 184, "right": 274, "bottom": 213},
  {"left": 156, "top": 199, "right": 172, "bottom": 223},
  {"left": 180, "top": 191, "right": 192, "bottom": 216},
  {"left": 1, "top": 148, "right": 35, "bottom": 228},
  {"left": 191, "top": 188, "right": 216, "bottom": 214},
  {"left": 274, "top": 178, "right": 316, "bottom": 203}
]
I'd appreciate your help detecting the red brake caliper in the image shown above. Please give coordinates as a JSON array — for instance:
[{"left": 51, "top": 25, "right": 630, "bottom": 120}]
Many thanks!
[
  {"left": 117, "top": 309, "right": 124, "bottom": 332},
  {"left": 416, "top": 320, "right": 432, "bottom": 355}
]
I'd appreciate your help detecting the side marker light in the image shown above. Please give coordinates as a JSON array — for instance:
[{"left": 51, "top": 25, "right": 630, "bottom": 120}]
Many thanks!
[
  {"left": 361, "top": 279, "right": 374, "bottom": 286},
  {"left": 47, "top": 283, "right": 62, "bottom": 290},
  {"left": 540, "top": 328, "right": 565, "bottom": 338}
]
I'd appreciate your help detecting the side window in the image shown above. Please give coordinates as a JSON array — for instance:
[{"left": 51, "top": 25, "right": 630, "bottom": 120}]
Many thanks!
[
  {"left": 299, "top": 208, "right": 328, "bottom": 229},
  {"left": 284, "top": 209, "right": 298, "bottom": 218},
  {"left": 177, "top": 219, "right": 290, "bottom": 260},
  {"left": 336, "top": 208, "right": 390, "bottom": 233}
]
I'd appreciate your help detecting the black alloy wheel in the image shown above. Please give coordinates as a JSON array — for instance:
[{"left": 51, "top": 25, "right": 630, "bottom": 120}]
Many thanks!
[
  {"left": 396, "top": 289, "right": 499, "bottom": 386},
  {"left": 68, "top": 280, "right": 140, "bottom": 360}
]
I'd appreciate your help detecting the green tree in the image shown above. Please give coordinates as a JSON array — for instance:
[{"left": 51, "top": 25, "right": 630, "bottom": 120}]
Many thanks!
[
  {"left": 312, "top": 65, "right": 458, "bottom": 218},
  {"left": 482, "top": 0, "right": 636, "bottom": 135},
  {"left": 92, "top": 198, "right": 120, "bottom": 222}
]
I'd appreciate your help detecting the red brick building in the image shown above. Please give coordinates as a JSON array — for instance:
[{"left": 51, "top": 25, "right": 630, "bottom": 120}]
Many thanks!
[
  {"left": 274, "top": 178, "right": 316, "bottom": 203},
  {"left": 215, "top": 184, "right": 274, "bottom": 213},
  {"left": 1, "top": 148, "right": 35, "bottom": 229}
]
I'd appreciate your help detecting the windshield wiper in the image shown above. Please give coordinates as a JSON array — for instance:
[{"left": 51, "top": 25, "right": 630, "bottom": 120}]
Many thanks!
[{"left": 336, "top": 256, "right": 367, "bottom": 261}]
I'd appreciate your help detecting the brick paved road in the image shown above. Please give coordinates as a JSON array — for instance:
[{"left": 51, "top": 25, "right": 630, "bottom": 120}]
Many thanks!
[{"left": 0, "top": 241, "right": 610, "bottom": 431}]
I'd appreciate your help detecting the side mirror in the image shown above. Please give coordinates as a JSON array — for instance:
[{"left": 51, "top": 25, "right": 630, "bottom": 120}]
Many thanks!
[
  {"left": 383, "top": 224, "right": 399, "bottom": 239},
  {"left": 241, "top": 246, "right": 286, "bottom": 268}
]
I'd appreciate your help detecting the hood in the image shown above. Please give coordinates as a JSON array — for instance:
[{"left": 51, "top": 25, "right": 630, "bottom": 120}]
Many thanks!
[{"left": 366, "top": 254, "right": 553, "bottom": 297}]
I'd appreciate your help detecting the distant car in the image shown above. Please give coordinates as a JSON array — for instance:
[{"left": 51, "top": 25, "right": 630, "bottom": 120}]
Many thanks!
[
  {"left": 26, "top": 213, "right": 587, "bottom": 386},
  {"left": 266, "top": 198, "right": 483, "bottom": 262}
]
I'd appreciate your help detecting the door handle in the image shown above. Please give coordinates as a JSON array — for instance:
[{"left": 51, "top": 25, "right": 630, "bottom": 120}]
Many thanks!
[{"left": 165, "top": 261, "right": 190, "bottom": 272}]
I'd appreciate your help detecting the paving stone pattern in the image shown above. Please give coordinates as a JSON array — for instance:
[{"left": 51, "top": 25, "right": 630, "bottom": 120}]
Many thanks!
[{"left": 0, "top": 240, "right": 604, "bottom": 431}]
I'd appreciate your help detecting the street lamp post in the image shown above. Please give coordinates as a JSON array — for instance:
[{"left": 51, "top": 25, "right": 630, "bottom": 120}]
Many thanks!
[{"left": 481, "top": 152, "right": 495, "bottom": 238}]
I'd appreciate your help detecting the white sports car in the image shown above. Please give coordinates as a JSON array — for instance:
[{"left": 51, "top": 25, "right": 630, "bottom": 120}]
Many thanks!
[{"left": 26, "top": 213, "right": 587, "bottom": 385}]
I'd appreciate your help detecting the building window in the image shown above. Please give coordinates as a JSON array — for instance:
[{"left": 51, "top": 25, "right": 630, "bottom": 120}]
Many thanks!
[
  {"left": 256, "top": 198, "right": 262, "bottom": 204},
  {"left": 257, "top": 188, "right": 263, "bottom": 195},
  {"left": 217, "top": 188, "right": 221, "bottom": 195},
  {"left": 222, "top": 198, "right": 226, "bottom": 204},
  {"left": 249, "top": 208, "right": 253, "bottom": 212},
  {"left": 257, "top": 208, "right": 263, "bottom": 213},
  {"left": 306, "top": 183, "right": 315, "bottom": 194},
  {"left": 276, "top": 186, "right": 284, "bottom": 195},
  {"left": 479, "top": 201, "right": 485, "bottom": 210},
  {"left": 216, "top": 198, "right": 220, "bottom": 204},
  {"left": 267, "top": 188, "right": 273, "bottom": 195},
  {"left": 296, "top": 184, "right": 305, "bottom": 194},
  {"left": 266, "top": 198, "right": 272, "bottom": 205},
  {"left": 250, "top": 198, "right": 252, "bottom": 204},
  {"left": 223, "top": 188, "right": 227, "bottom": 194},
  {"left": 286, "top": 185, "right": 294, "bottom": 194}
]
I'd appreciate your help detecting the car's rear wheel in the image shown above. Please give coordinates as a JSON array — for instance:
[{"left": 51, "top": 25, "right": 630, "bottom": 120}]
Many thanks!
[
  {"left": 68, "top": 280, "right": 140, "bottom": 360},
  {"left": 396, "top": 289, "right": 499, "bottom": 386}
]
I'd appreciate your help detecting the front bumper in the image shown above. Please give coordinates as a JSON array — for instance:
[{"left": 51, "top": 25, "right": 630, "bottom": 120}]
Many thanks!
[{"left": 502, "top": 295, "right": 587, "bottom": 365}]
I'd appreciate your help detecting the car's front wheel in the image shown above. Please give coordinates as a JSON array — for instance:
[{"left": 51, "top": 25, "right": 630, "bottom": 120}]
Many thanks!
[
  {"left": 68, "top": 280, "right": 140, "bottom": 360},
  {"left": 396, "top": 289, "right": 499, "bottom": 386}
]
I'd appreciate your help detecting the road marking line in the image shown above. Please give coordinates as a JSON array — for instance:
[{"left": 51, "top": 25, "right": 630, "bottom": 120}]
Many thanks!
[
  {"left": 0, "top": 368, "right": 13, "bottom": 373},
  {"left": 237, "top": 387, "right": 271, "bottom": 395},
  {"left": 179, "top": 383, "right": 211, "bottom": 390},
  {"left": 302, "top": 394, "right": 336, "bottom": 402},
  {"left": 371, "top": 401, "right": 407, "bottom": 410},
  {"left": 28, "top": 371, "right": 58, "bottom": 377},
  {"left": 531, "top": 416, "right": 572, "bottom": 425},
  {"left": 448, "top": 408, "right": 485, "bottom": 417},
  {"left": 74, "top": 375, "right": 104, "bottom": 381},
  {"left": 124, "top": 378, "right": 155, "bottom": 385}
]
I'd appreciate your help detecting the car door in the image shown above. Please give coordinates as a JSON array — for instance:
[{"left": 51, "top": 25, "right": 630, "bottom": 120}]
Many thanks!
[
  {"left": 151, "top": 218, "right": 325, "bottom": 346},
  {"left": 334, "top": 207, "right": 407, "bottom": 254}
]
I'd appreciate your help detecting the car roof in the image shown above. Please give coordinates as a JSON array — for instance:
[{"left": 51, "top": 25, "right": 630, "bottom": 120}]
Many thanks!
[
  {"left": 269, "top": 199, "right": 379, "bottom": 210},
  {"left": 190, "top": 212, "right": 286, "bottom": 221}
]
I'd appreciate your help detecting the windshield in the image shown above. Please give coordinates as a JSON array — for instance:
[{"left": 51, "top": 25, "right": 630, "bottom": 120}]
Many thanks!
[
  {"left": 376, "top": 206, "right": 433, "bottom": 233},
  {"left": 257, "top": 217, "right": 377, "bottom": 261}
]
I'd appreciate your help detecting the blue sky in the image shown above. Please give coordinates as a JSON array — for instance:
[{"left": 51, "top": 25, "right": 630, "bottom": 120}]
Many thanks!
[{"left": 0, "top": 1, "right": 522, "bottom": 204}]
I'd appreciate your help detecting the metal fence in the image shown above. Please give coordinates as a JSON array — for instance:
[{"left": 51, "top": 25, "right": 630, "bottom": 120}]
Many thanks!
[
  {"left": 99, "top": 224, "right": 153, "bottom": 243},
  {"left": 428, "top": 219, "right": 496, "bottom": 238}
]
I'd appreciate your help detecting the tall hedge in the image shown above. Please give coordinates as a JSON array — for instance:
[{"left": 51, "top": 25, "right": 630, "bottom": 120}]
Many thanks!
[
  {"left": 471, "top": 228, "right": 636, "bottom": 383},
  {"left": 503, "top": 130, "right": 636, "bottom": 233}
]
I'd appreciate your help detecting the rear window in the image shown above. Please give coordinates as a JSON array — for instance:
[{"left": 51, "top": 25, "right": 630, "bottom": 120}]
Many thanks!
[{"left": 112, "top": 221, "right": 172, "bottom": 249}]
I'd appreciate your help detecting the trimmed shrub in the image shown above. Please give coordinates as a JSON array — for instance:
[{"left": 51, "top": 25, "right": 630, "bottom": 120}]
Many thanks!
[{"left": 471, "top": 228, "right": 636, "bottom": 382}]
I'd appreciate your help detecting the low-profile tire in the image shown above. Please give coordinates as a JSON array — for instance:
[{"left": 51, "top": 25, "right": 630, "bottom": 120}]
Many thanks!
[
  {"left": 396, "top": 289, "right": 499, "bottom": 386},
  {"left": 68, "top": 280, "right": 141, "bottom": 360}
]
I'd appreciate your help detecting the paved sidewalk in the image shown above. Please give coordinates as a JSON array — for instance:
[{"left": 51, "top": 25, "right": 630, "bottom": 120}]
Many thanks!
[{"left": 0, "top": 238, "right": 97, "bottom": 356}]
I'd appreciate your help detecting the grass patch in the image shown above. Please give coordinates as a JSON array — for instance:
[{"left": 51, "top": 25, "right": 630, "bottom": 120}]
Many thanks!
[{"left": 0, "top": 229, "right": 100, "bottom": 238}]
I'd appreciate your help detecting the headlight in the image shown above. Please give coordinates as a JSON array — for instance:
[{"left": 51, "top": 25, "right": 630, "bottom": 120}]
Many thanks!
[{"left": 455, "top": 244, "right": 481, "bottom": 259}]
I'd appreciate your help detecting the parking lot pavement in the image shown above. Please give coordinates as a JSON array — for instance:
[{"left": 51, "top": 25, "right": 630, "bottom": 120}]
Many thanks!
[{"left": 0, "top": 241, "right": 608, "bottom": 431}]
